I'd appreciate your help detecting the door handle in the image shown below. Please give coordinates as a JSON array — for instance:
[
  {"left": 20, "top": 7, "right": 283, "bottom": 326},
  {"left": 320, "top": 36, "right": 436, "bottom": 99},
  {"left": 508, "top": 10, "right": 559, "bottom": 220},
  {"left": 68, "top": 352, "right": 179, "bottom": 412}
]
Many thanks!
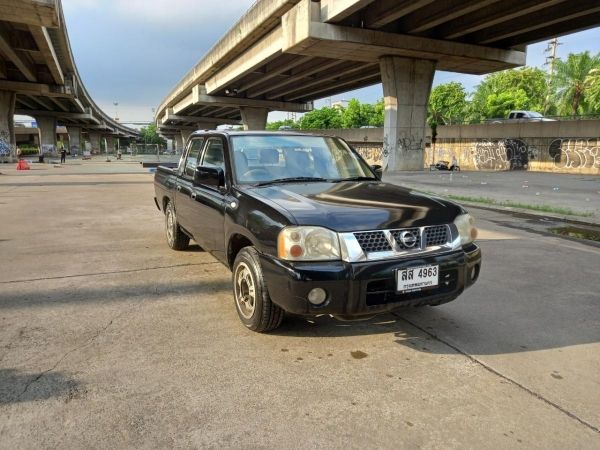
[
  {"left": 191, "top": 192, "right": 197, "bottom": 200},
  {"left": 176, "top": 185, "right": 182, "bottom": 192}
]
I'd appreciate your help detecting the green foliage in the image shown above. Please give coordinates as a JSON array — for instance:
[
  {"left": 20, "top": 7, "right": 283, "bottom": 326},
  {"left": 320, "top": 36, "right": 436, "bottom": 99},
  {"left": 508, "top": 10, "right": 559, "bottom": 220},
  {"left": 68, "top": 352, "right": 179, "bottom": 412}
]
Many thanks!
[
  {"left": 341, "top": 99, "right": 384, "bottom": 128},
  {"left": 139, "top": 123, "right": 164, "bottom": 144},
  {"left": 265, "top": 119, "right": 298, "bottom": 130},
  {"left": 18, "top": 146, "right": 39, "bottom": 155},
  {"left": 552, "top": 51, "right": 600, "bottom": 115},
  {"left": 428, "top": 82, "right": 467, "bottom": 125},
  {"left": 298, "top": 107, "right": 343, "bottom": 129},
  {"left": 585, "top": 68, "right": 600, "bottom": 113},
  {"left": 468, "top": 67, "right": 548, "bottom": 121}
]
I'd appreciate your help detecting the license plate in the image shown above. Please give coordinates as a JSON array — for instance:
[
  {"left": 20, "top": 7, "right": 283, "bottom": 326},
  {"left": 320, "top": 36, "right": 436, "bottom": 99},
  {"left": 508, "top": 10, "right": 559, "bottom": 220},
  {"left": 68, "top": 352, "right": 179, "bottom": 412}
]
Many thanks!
[{"left": 396, "top": 265, "right": 439, "bottom": 293}]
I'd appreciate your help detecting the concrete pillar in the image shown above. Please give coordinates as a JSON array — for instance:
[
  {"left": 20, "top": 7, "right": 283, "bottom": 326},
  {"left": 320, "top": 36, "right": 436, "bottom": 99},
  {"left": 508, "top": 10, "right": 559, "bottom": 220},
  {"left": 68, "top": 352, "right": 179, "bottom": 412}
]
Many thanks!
[
  {"left": 240, "top": 107, "right": 268, "bottom": 130},
  {"left": 0, "top": 90, "right": 16, "bottom": 159},
  {"left": 181, "top": 130, "right": 192, "bottom": 147},
  {"left": 89, "top": 132, "right": 101, "bottom": 154},
  {"left": 105, "top": 135, "right": 115, "bottom": 154},
  {"left": 35, "top": 116, "right": 58, "bottom": 155},
  {"left": 174, "top": 134, "right": 183, "bottom": 152},
  {"left": 67, "top": 126, "right": 81, "bottom": 155},
  {"left": 380, "top": 56, "right": 436, "bottom": 172}
]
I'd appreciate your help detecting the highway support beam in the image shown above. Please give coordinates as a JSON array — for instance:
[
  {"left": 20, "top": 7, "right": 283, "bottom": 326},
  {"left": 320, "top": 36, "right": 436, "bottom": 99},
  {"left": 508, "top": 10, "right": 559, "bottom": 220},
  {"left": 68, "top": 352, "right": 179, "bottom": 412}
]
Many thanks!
[
  {"left": 34, "top": 115, "right": 57, "bottom": 155},
  {"left": 240, "top": 107, "right": 268, "bottom": 131},
  {"left": 380, "top": 56, "right": 435, "bottom": 172},
  {"left": 67, "top": 126, "right": 81, "bottom": 155},
  {"left": 0, "top": 90, "right": 16, "bottom": 159},
  {"left": 104, "top": 135, "right": 115, "bottom": 154},
  {"left": 89, "top": 132, "right": 101, "bottom": 155}
]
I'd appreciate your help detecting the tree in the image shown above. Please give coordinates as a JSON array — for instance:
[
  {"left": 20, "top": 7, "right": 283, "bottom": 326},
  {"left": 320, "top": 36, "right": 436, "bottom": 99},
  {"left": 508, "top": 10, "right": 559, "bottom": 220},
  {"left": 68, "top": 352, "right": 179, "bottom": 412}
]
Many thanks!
[
  {"left": 585, "top": 67, "right": 600, "bottom": 113},
  {"left": 266, "top": 118, "right": 298, "bottom": 130},
  {"left": 428, "top": 82, "right": 467, "bottom": 125},
  {"left": 468, "top": 67, "right": 548, "bottom": 121},
  {"left": 341, "top": 99, "right": 383, "bottom": 128},
  {"left": 299, "top": 107, "right": 343, "bottom": 129},
  {"left": 139, "top": 123, "right": 164, "bottom": 145},
  {"left": 552, "top": 51, "right": 600, "bottom": 115}
]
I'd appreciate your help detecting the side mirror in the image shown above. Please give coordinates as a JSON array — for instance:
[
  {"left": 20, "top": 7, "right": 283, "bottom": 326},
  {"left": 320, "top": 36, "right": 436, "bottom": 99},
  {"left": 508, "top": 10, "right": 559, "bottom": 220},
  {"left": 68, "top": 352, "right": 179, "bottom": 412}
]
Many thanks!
[
  {"left": 194, "top": 166, "right": 225, "bottom": 188},
  {"left": 371, "top": 164, "right": 383, "bottom": 180}
]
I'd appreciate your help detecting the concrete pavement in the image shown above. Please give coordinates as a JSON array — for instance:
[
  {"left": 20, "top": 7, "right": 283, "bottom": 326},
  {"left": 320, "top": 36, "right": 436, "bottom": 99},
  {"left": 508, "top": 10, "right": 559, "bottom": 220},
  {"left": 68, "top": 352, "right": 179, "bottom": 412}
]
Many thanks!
[
  {"left": 0, "top": 161, "right": 599, "bottom": 448},
  {"left": 384, "top": 170, "right": 600, "bottom": 224}
]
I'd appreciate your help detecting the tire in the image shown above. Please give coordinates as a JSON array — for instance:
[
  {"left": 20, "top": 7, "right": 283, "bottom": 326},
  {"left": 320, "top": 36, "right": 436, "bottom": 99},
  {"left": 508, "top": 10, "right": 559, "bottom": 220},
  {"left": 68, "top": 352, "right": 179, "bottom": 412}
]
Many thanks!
[
  {"left": 232, "top": 247, "right": 284, "bottom": 332},
  {"left": 165, "top": 201, "right": 190, "bottom": 250}
]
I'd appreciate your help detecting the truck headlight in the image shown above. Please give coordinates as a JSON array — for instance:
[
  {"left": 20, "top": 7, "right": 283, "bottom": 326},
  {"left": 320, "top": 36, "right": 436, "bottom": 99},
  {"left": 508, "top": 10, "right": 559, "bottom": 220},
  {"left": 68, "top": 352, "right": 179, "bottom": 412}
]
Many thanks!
[
  {"left": 454, "top": 213, "right": 478, "bottom": 245},
  {"left": 278, "top": 226, "right": 341, "bottom": 261}
]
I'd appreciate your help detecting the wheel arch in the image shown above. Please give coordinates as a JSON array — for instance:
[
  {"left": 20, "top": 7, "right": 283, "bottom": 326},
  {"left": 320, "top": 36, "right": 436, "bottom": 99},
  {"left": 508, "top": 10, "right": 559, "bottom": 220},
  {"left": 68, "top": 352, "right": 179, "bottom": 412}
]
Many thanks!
[{"left": 227, "top": 232, "right": 256, "bottom": 269}]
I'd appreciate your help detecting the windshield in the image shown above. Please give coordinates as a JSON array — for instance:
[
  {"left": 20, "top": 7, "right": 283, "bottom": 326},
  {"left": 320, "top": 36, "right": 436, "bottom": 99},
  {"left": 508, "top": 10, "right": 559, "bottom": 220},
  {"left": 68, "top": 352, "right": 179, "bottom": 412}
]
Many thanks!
[{"left": 230, "top": 135, "right": 375, "bottom": 184}]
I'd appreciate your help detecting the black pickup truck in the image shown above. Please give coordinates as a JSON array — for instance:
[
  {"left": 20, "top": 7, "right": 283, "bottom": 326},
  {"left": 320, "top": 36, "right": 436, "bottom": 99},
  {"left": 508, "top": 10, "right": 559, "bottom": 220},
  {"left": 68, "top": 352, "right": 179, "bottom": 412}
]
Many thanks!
[{"left": 154, "top": 131, "right": 481, "bottom": 332}]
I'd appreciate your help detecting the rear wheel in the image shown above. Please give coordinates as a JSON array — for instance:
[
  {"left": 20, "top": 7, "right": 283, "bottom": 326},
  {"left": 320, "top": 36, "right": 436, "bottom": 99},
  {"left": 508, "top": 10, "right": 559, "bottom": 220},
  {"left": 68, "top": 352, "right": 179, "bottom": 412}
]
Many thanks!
[
  {"left": 233, "top": 247, "right": 283, "bottom": 332},
  {"left": 165, "top": 201, "right": 189, "bottom": 250}
]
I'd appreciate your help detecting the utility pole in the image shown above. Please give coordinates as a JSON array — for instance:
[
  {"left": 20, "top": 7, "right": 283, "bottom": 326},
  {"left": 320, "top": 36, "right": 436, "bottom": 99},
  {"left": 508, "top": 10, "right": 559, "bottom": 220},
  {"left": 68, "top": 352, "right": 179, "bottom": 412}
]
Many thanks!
[{"left": 543, "top": 38, "right": 561, "bottom": 115}]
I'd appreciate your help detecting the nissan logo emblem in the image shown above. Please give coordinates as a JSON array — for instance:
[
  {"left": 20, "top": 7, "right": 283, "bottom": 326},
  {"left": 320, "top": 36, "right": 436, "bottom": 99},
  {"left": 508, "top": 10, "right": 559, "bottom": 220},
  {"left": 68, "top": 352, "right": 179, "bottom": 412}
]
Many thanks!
[{"left": 399, "top": 231, "right": 418, "bottom": 248}]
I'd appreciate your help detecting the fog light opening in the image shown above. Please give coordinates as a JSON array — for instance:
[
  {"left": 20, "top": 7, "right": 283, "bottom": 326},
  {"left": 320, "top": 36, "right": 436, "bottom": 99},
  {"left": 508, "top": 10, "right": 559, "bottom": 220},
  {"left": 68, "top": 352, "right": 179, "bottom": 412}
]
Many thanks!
[{"left": 307, "top": 288, "right": 327, "bottom": 305}]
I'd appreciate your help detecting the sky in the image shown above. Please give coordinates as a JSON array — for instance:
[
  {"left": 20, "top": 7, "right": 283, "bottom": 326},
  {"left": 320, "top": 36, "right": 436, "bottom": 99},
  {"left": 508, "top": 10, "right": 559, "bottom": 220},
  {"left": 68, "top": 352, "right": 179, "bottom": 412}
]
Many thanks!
[{"left": 59, "top": 0, "right": 600, "bottom": 124}]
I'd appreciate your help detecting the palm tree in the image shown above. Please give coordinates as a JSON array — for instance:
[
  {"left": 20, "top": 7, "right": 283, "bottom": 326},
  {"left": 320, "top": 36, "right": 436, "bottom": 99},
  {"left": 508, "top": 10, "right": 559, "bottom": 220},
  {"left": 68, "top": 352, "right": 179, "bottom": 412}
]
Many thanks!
[
  {"left": 584, "top": 68, "right": 600, "bottom": 114},
  {"left": 552, "top": 51, "right": 600, "bottom": 116}
]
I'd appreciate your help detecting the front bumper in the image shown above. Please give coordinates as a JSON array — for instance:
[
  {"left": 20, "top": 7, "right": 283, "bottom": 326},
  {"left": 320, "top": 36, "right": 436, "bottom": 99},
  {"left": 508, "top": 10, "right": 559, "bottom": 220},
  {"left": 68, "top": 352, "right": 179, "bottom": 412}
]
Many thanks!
[{"left": 260, "top": 244, "right": 481, "bottom": 319}]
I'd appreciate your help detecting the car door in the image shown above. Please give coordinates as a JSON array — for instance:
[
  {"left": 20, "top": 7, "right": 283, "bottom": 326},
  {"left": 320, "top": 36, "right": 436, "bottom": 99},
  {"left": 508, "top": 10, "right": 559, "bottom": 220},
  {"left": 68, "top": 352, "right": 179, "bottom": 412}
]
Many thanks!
[
  {"left": 175, "top": 136, "right": 206, "bottom": 244},
  {"left": 186, "top": 136, "right": 229, "bottom": 260}
]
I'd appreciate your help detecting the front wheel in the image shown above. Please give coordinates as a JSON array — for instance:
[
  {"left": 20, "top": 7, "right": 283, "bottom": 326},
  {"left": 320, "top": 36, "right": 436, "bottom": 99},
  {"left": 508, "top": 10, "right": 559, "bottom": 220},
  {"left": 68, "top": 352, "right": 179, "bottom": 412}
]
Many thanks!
[
  {"left": 233, "top": 247, "right": 283, "bottom": 332},
  {"left": 165, "top": 201, "right": 189, "bottom": 250}
]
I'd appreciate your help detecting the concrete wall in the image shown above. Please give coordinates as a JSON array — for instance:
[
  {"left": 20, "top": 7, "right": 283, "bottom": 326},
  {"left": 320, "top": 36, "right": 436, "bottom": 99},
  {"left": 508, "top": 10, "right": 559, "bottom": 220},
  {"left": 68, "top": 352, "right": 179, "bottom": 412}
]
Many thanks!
[{"left": 307, "top": 120, "right": 600, "bottom": 175}]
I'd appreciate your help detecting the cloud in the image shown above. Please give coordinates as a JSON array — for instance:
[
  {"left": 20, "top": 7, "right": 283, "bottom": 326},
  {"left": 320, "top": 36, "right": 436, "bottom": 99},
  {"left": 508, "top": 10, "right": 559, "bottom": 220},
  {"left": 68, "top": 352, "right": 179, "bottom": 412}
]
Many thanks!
[{"left": 115, "top": 0, "right": 251, "bottom": 27}]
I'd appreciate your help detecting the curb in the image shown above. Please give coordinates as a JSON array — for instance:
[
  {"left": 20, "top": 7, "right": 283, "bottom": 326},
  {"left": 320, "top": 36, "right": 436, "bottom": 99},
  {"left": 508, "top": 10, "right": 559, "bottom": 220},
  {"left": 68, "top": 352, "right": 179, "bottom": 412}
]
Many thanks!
[{"left": 455, "top": 201, "right": 600, "bottom": 227}]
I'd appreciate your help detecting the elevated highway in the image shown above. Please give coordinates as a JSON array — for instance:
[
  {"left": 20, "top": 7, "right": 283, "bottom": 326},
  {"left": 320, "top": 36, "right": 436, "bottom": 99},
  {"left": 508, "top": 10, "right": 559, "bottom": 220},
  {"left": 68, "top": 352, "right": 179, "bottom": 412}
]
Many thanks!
[
  {"left": 156, "top": 0, "right": 600, "bottom": 169},
  {"left": 0, "top": 0, "right": 139, "bottom": 158}
]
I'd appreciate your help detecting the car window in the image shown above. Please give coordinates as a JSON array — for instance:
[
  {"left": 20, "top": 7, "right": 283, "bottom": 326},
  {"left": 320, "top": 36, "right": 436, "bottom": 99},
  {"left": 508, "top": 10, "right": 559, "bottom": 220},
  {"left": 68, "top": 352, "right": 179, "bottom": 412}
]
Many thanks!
[
  {"left": 201, "top": 137, "right": 226, "bottom": 170},
  {"left": 516, "top": 112, "right": 525, "bottom": 118},
  {"left": 184, "top": 138, "right": 205, "bottom": 177},
  {"left": 230, "top": 135, "right": 373, "bottom": 184}
]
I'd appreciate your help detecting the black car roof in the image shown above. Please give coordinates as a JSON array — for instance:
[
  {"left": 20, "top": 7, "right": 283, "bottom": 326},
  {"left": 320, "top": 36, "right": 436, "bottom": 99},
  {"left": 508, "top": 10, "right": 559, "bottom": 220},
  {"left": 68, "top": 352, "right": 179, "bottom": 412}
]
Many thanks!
[{"left": 189, "top": 130, "right": 329, "bottom": 138}]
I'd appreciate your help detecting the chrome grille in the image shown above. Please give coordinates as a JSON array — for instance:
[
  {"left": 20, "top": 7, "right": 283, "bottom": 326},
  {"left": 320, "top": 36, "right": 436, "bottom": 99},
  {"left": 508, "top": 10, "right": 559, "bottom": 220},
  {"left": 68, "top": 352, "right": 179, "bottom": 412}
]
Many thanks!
[
  {"left": 424, "top": 225, "right": 449, "bottom": 247},
  {"left": 353, "top": 231, "right": 392, "bottom": 253},
  {"left": 390, "top": 228, "right": 421, "bottom": 250}
]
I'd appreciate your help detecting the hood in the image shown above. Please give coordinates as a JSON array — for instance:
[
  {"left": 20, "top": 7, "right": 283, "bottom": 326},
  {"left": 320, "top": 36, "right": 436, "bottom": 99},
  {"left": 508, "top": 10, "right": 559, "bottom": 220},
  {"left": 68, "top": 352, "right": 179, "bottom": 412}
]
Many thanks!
[{"left": 242, "top": 181, "right": 463, "bottom": 232}]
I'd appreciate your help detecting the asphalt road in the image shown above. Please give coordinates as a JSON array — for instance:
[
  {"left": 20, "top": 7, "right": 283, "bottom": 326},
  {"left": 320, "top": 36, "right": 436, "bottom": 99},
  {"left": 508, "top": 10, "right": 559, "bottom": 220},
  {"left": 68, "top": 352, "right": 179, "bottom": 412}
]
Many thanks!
[{"left": 0, "top": 162, "right": 599, "bottom": 449}]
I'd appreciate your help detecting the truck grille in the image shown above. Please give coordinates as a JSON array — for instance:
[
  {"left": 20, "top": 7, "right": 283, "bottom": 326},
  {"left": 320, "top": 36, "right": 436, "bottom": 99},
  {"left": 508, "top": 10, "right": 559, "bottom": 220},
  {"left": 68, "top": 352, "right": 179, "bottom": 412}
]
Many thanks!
[
  {"left": 353, "top": 225, "right": 450, "bottom": 254},
  {"left": 423, "top": 225, "right": 449, "bottom": 246},
  {"left": 354, "top": 231, "right": 392, "bottom": 253}
]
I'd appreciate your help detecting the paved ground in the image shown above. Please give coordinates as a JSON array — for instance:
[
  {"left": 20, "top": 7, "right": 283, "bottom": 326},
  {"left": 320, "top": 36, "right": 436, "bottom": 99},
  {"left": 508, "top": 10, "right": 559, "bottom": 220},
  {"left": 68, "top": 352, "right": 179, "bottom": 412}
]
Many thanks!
[
  {"left": 384, "top": 170, "right": 600, "bottom": 223},
  {"left": 1, "top": 161, "right": 599, "bottom": 448}
]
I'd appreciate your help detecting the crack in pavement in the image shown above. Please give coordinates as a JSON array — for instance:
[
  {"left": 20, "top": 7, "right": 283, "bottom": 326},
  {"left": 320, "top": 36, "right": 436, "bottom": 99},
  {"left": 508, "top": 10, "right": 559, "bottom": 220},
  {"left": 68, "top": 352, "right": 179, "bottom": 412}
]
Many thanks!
[
  {"left": 0, "top": 261, "right": 222, "bottom": 285},
  {"left": 16, "top": 307, "right": 132, "bottom": 402},
  {"left": 393, "top": 313, "right": 600, "bottom": 435}
]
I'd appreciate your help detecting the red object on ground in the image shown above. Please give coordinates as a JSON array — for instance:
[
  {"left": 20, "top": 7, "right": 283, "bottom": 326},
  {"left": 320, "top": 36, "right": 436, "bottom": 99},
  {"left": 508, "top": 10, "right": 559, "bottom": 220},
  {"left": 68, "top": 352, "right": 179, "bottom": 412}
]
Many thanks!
[{"left": 16, "top": 159, "right": 31, "bottom": 170}]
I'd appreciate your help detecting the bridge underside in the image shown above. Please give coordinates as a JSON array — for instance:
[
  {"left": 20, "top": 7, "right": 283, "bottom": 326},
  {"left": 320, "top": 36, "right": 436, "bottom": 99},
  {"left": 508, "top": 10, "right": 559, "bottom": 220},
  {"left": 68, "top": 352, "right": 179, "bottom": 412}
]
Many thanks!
[
  {"left": 0, "top": 0, "right": 139, "bottom": 158},
  {"left": 156, "top": 0, "right": 600, "bottom": 167}
]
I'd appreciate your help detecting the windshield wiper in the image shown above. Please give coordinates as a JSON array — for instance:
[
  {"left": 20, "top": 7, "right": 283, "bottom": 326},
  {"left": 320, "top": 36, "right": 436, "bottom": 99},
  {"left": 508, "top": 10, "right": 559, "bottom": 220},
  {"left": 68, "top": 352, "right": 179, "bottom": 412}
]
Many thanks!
[{"left": 254, "top": 177, "right": 329, "bottom": 187}]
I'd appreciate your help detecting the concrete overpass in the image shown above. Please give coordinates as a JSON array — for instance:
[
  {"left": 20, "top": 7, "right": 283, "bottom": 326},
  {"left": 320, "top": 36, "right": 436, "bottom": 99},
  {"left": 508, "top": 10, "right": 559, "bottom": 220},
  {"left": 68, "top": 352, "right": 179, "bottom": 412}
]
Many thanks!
[
  {"left": 155, "top": 0, "right": 600, "bottom": 170},
  {"left": 0, "top": 0, "right": 139, "bottom": 159}
]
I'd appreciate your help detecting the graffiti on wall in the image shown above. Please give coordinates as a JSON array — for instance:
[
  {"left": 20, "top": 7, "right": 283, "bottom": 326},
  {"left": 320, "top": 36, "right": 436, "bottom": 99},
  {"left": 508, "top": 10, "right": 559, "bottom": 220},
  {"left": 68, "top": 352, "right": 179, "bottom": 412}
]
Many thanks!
[
  {"left": 549, "top": 139, "right": 600, "bottom": 169},
  {"left": 472, "top": 139, "right": 538, "bottom": 171},
  {"left": 0, "top": 130, "right": 11, "bottom": 156}
]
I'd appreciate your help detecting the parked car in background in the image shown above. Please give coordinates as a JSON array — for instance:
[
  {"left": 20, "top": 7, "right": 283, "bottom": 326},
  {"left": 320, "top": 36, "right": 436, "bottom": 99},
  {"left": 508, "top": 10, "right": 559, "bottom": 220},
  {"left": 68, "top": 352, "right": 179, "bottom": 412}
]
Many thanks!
[
  {"left": 487, "top": 110, "right": 555, "bottom": 123},
  {"left": 154, "top": 131, "right": 481, "bottom": 332}
]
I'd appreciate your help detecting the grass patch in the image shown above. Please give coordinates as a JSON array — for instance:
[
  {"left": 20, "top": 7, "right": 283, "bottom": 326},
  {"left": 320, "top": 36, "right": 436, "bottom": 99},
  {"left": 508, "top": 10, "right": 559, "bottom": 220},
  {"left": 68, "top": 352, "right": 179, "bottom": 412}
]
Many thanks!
[
  {"left": 549, "top": 226, "right": 600, "bottom": 242},
  {"left": 443, "top": 194, "right": 595, "bottom": 218}
]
